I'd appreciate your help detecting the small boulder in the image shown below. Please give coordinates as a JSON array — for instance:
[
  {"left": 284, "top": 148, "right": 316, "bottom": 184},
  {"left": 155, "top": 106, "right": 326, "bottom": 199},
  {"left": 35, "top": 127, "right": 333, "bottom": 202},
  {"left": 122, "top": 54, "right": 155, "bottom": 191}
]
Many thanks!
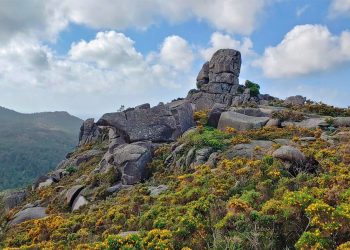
[
  {"left": 65, "top": 185, "right": 84, "bottom": 207},
  {"left": 9, "top": 207, "right": 47, "bottom": 226},
  {"left": 148, "top": 185, "right": 168, "bottom": 197},
  {"left": 265, "top": 119, "right": 281, "bottom": 128},
  {"left": 334, "top": 117, "right": 350, "bottom": 127},
  {"left": 218, "top": 111, "right": 269, "bottom": 131},
  {"left": 272, "top": 146, "right": 306, "bottom": 164},
  {"left": 113, "top": 143, "right": 153, "bottom": 185},
  {"left": 207, "top": 104, "right": 227, "bottom": 128},
  {"left": 284, "top": 95, "right": 306, "bottom": 106},
  {"left": 72, "top": 195, "right": 88, "bottom": 211},
  {"left": 225, "top": 140, "right": 274, "bottom": 159},
  {"left": 32, "top": 176, "right": 56, "bottom": 190},
  {"left": 194, "top": 147, "right": 213, "bottom": 165},
  {"left": 3, "top": 191, "right": 27, "bottom": 211}
]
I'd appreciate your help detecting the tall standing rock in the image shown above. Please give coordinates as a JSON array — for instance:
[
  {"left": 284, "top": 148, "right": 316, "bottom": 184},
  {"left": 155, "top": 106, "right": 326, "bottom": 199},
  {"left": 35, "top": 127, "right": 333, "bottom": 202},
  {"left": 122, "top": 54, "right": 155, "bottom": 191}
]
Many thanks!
[
  {"left": 187, "top": 49, "right": 241, "bottom": 110},
  {"left": 78, "top": 118, "right": 101, "bottom": 146}
]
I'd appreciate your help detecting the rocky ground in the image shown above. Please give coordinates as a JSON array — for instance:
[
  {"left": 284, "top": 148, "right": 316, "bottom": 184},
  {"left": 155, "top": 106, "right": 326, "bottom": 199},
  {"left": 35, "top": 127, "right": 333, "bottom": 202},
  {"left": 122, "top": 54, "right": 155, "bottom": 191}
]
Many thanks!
[{"left": 1, "top": 49, "right": 350, "bottom": 249}]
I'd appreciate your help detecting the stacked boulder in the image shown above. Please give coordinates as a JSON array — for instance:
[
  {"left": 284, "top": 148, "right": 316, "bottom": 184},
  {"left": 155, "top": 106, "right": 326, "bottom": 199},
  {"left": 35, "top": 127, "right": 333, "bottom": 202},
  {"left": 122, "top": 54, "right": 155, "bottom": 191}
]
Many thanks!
[
  {"left": 187, "top": 49, "right": 274, "bottom": 111},
  {"left": 187, "top": 49, "right": 241, "bottom": 110}
]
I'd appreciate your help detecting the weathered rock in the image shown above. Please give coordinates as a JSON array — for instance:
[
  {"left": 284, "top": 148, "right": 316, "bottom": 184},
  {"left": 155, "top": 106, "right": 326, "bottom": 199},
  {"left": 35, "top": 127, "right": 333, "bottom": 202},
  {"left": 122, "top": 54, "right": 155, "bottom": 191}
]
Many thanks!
[
  {"left": 3, "top": 191, "right": 27, "bottom": 211},
  {"left": 135, "top": 103, "right": 151, "bottom": 110},
  {"left": 334, "top": 117, "right": 350, "bottom": 127},
  {"left": 187, "top": 49, "right": 243, "bottom": 110},
  {"left": 49, "top": 169, "right": 66, "bottom": 181},
  {"left": 284, "top": 95, "right": 306, "bottom": 106},
  {"left": 273, "top": 139, "right": 292, "bottom": 145},
  {"left": 185, "top": 148, "right": 196, "bottom": 166},
  {"left": 113, "top": 143, "right": 153, "bottom": 185},
  {"left": 9, "top": 207, "right": 47, "bottom": 226},
  {"left": 148, "top": 185, "right": 168, "bottom": 197},
  {"left": 57, "top": 149, "right": 104, "bottom": 170},
  {"left": 231, "top": 108, "right": 269, "bottom": 117},
  {"left": 217, "top": 111, "right": 269, "bottom": 131},
  {"left": 72, "top": 195, "right": 88, "bottom": 211},
  {"left": 32, "top": 175, "right": 56, "bottom": 190},
  {"left": 205, "top": 152, "right": 220, "bottom": 168},
  {"left": 97, "top": 103, "right": 179, "bottom": 143},
  {"left": 65, "top": 185, "right": 84, "bottom": 207},
  {"left": 79, "top": 118, "right": 101, "bottom": 146},
  {"left": 300, "top": 137, "right": 316, "bottom": 141},
  {"left": 166, "top": 100, "right": 195, "bottom": 137},
  {"left": 118, "top": 231, "right": 140, "bottom": 237},
  {"left": 272, "top": 146, "right": 306, "bottom": 164},
  {"left": 281, "top": 118, "right": 327, "bottom": 129},
  {"left": 106, "top": 183, "right": 123, "bottom": 194},
  {"left": 187, "top": 91, "right": 234, "bottom": 111},
  {"left": 194, "top": 147, "right": 213, "bottom": 165},
  {"left": 209, "top": 49, "right": 241, "bottom": 78},
  {"left": 208, "top": 104, "right": 227, "bottom": 128},
  {"left": 196, "top": 61, "right": 209, "bottom": 89},
  {"left": 225, "top": 140, "right": 274, "bottom": 159},
  {"left": 265, "top": 119, "right": 281, "bottom": 127}
]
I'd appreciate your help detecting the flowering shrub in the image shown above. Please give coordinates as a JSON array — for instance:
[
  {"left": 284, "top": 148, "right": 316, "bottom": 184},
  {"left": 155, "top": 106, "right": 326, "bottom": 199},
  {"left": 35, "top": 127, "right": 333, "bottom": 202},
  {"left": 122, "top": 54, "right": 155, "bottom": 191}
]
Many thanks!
[{"left": 3, "top": 126, "right": 350, "bottom": 249}]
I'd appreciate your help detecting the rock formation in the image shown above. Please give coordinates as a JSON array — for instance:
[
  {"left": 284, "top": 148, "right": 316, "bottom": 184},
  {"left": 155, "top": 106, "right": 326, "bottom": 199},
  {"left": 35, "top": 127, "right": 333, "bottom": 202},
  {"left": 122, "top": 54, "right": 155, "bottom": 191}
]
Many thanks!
[{"left": 187, "top": 49, "right": 241, "bottom": 110}]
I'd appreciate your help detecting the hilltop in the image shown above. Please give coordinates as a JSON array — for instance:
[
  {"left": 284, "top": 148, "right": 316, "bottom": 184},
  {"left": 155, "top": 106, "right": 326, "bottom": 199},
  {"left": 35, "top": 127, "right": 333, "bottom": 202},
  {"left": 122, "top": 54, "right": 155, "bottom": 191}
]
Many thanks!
[
  {"left": 0, "top": 107, "right": 82, "bottom": 190},
  {"left": 1, "top": 49, "right": 350, "bottom": 249}
]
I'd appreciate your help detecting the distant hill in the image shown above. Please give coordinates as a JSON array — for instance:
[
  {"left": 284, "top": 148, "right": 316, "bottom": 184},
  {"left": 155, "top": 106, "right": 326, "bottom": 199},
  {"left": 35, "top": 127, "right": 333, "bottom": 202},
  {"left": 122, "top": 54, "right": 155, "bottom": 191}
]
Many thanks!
[{"left": 0, "top": 106, "right": 83, "bottom": 190}]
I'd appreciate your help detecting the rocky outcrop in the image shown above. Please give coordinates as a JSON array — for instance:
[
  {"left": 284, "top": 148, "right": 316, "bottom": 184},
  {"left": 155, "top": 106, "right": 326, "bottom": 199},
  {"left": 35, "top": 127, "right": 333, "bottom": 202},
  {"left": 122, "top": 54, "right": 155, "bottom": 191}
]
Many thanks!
[
  {"left": 65, "top": 185, "right": 85, "bottom": 207},
  {"left": 32, "top": 175, "right": 57, "bottom": 190},
  {"left": 217, "top": 111, "right": 269, "bottom": 131},
  {"left": 9, "top": 207, "right": 47, "bottom": 226},
  {"left": 79, "top": 118, "right": 101, "bottom": 146},
  {"left": 56, "top": 149, "right": 104, "bottom": 170},
  {"left": 3, "top": 191, "right": 27, "bottom": 211},
  {"left": 97, "top": 102, "right": 193, "bottom": 143},
  {"left": 187, "top": 49, "right": 241, "bottom": 110},
  {"left": 284, "top": 95, "right": 306, "bottom": 106}
]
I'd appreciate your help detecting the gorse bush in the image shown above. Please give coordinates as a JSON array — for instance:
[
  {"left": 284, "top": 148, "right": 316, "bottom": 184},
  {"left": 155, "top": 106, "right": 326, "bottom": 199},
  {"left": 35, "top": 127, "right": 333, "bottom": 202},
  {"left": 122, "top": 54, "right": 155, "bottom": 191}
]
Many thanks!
[{"left": 2, "top": 126, "right": 350, "bottom": 249}]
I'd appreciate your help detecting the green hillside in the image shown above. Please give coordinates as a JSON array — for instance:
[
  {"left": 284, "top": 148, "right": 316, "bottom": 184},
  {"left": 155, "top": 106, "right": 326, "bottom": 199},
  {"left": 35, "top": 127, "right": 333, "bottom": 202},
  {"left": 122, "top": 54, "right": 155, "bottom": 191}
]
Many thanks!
[{"left": 0, "top": 107, "right": 83, "bottom": 190}]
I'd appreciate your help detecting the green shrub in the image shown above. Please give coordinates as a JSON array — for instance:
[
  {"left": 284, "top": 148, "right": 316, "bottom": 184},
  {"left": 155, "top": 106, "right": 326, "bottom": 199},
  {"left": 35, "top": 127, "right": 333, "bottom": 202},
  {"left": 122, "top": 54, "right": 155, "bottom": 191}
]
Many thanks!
[
  {"left": 245, "top": 80, "right": 260, "bottom": 97},
  {"left": 65, "top": 165, "right": 77, "bottom": 174},
  {"left": 181, "top": 127, "right": 230, "bottom": 150}
]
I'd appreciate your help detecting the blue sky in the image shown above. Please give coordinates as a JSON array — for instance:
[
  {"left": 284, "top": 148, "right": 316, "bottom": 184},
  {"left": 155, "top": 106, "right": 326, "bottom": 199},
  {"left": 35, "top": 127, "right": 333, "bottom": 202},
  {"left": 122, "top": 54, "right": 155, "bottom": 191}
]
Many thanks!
[{"left": 0, "top": 0, "right": 349, "bottom": 119}]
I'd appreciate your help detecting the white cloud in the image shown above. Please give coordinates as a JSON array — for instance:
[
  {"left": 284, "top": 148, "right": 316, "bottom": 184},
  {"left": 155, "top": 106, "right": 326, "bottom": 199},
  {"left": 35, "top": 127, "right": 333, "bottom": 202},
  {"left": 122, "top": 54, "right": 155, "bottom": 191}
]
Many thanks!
[
  {"left": 0, "top": 0, "right": 67, "bottom": 44},
  {"left": 0, "top": 32, "right": 196, "bottom": 116},
  {"left": 61, "top": 0, "right": 268, "bottom": 35},
  {"left": 159, "top": 36, "right": 194, "bottom": 71},
  {"left": 254, "top": 24, "right": 350, "bottom": 78},
  {"left": 0, "top": 0, "right": 271, "bottom": 48},
  {"left": 69, "top": 31, "right": 143, "bottom": 69},
  {"left": 329, "top": 0, "right": 350, "bottom": 17},
  {"left": 200, "top": 32, "right": 254, "bottom": 60}
]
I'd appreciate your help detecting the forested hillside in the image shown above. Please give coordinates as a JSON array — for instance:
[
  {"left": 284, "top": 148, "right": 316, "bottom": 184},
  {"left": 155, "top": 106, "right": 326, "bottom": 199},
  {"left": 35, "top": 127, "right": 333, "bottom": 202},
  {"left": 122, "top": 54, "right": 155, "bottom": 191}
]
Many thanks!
[{"left": 0, "top": 107, "right": 82, "bottom": 190}]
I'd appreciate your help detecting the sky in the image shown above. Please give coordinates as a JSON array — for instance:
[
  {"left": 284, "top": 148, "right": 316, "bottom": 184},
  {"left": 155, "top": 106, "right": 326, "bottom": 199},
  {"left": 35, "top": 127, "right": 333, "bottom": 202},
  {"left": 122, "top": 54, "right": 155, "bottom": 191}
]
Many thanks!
[{"left": 0, "top": 0, "right": 350, "bottom": 119}]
